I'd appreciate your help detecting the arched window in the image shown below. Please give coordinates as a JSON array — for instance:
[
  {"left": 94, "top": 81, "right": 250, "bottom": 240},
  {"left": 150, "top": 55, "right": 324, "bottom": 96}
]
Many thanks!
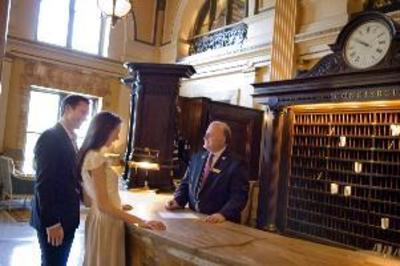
[{"left": 194, "top": 0, "right": 248, "bottom": 36}]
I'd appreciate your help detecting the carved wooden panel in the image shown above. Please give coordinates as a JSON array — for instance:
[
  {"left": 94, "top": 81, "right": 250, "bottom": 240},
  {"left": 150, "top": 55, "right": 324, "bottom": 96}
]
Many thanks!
[
  {"left": 208, "top": 101, "right": 263, "bottom": 180},
  {"left": 177, "top": 97, "right": 209, "bottom": 155},
  {"left": 178, "top": 96, "right": 263, "bottom": 180}
]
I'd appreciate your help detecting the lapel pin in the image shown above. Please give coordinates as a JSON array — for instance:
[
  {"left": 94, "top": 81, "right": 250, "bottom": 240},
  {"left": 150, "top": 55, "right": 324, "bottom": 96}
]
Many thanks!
[{"left": 211, "top": 168, "right": 221, "bottom": 174}]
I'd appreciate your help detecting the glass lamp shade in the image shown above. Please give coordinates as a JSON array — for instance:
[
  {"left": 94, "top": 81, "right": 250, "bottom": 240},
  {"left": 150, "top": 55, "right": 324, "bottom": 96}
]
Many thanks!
[
  {"left": 129, "top": 160, "right": 160, "bottom": 171},
  {"left": 98, "top": 0, "right": 132, "bottom": 17},
  {"left": 128, "top": 147, "right": 160, "bottom": 171}
]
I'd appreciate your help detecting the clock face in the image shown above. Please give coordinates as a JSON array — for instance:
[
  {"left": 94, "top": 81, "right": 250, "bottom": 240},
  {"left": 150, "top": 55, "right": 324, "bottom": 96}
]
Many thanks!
[{"left": 344, "top": 21, "right": 392, "bottom": 69}]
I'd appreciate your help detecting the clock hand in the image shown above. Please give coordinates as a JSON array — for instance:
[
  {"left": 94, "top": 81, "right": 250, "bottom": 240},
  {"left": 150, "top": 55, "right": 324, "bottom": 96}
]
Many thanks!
[{"left": 354, "top": 38, "right": 370, "bottom": 48}]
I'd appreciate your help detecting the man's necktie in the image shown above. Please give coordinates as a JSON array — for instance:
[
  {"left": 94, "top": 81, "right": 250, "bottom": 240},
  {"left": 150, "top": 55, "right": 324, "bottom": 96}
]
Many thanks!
[
  {"left": 197, "top": 153, "right": 214, "bottom": 192},
  {"left": 71, "top": 133, "right": 78, "bottom": 153}
]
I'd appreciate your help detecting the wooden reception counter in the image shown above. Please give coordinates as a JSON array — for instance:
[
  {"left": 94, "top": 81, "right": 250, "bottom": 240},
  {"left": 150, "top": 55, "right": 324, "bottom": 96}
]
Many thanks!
[{"left": 120, "top": 191, "right": 398, "bottom": 266}]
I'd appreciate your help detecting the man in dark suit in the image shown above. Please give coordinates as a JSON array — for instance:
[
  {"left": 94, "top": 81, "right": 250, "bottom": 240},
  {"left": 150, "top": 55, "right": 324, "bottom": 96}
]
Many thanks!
[
  {"left": 30, "top": 95, "right": 89, "bottom": 266},
  {"left": 165, "top": 121, "right": 249, "bottom": 223}
]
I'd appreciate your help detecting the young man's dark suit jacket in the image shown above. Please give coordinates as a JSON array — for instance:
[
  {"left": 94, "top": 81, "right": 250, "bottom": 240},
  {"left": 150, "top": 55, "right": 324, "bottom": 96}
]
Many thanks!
[
  {"left": 174, "top": 149, "right": 249, "bottom": 223},
  {"left": 30, "top": 123, "right": 80, "bottom": 236}
]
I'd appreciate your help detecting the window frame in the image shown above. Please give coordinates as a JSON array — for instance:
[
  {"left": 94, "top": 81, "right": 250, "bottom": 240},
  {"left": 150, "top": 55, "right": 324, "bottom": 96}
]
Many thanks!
[
  {"left": 35, "top": 0, "right": 110, "bottom": 56},
  {"left": 255, "top": 0, "right": 273, "bottom": 14}
]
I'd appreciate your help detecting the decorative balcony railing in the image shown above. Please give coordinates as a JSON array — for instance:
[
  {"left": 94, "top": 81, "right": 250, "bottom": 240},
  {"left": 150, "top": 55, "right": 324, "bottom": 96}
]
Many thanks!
[{"left": 189, "top": 22, "right": 248, "bottom": 55}]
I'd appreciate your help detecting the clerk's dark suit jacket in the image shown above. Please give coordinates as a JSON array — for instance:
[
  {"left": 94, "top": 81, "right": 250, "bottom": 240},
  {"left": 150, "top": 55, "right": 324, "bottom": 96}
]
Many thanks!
[
  {"left": 174, "top": 149, "right": 249, "bottom": 223},
  {"left": 30, "top": 123, "right": 80, "bottom": 233}
]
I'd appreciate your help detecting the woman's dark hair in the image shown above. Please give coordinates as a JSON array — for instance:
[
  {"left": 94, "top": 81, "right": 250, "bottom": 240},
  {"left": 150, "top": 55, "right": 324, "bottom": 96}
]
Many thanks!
[{"left": 77, "top": 112, "right": 122, "bottom": 178}]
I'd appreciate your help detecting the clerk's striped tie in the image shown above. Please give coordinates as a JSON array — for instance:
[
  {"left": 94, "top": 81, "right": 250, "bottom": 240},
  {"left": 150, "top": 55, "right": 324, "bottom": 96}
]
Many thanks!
[{"left": 197, "top": 153, "right": 214, "bottom": 192}]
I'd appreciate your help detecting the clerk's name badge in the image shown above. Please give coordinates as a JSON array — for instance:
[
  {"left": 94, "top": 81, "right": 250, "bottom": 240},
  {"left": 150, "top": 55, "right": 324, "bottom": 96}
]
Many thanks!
[{"left": 211, "top": 168, "right": 221, "bottom": 174}]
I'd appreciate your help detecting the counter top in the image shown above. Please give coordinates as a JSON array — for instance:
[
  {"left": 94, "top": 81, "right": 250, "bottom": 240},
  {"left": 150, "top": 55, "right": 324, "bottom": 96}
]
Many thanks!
[{"left": 121, "top": 190, "right": 399, "bottom": 266}]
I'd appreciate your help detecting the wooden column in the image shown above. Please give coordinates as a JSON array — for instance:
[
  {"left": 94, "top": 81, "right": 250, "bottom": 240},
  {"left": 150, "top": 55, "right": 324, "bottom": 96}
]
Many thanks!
[
  {"left": 257, "top": 108, "right": 285, "bottom": 231},
  {"left": 0, "top": 0, "right": 11, "bottom": 90},
  {"left": 122, "top": 63, "right": 195, "bottom": 191},
  {"left": 269, "top": 0, "right": 297, "bottom": 81}
]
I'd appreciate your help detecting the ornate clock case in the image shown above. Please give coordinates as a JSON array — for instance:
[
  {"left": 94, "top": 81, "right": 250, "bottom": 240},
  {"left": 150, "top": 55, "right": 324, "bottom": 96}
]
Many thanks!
[{"left": 299, "top": 11, "right": 400, "bottom": 78}]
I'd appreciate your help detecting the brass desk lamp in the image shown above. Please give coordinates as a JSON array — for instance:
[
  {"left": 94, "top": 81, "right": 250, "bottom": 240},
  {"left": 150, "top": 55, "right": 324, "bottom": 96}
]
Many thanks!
[{"left": 128, "top": 147, "right": 160, "bottom": 190}]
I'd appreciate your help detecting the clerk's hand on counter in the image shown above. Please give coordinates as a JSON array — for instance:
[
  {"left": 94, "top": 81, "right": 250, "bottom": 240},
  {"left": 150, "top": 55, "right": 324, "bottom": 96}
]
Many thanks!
[
  {"left": 140, "top": 220, "right": 166, "bottom": 230},
  {"left": 204, "top": 213, "right": 226, "bottom": 223},
  {"left": 165, "top": 199, "right": 182, "bottom": 210}
]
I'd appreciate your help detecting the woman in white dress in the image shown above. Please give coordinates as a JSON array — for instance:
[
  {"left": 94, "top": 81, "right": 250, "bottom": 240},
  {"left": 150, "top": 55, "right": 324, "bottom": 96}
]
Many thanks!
[{"left": 77, "top": 112, "right": 166, "bottom": 266}]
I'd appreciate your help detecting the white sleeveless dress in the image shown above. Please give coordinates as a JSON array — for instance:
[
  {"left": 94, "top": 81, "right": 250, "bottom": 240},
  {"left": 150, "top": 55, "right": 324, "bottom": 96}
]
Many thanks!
[{"left": 81, "top": 150, "right": 125, "bottom": 266}]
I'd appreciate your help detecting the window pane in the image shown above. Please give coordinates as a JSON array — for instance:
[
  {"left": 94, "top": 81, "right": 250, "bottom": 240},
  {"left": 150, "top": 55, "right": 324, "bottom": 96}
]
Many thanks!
[
  {"left": 231, "top": 0, "right": 247, "bottom": 23},
  {"left": 76, "top": 99, "right": 99, "bottom": 147},
  {"left": 27, "top": 90, "right": 60, "bottom": 132},
  {"left": 23, "top": 133, "right": 40, "bottom": 174},
  {"left": 198, "top": 13, "right": 211, "bottom": 35},
  {"left": 72, "top": 0, "right": 102, "bottom": 54},
  {"left": 211, "top": 0, "right": 228, "bottom": 30},
  {"left": 37, "top": 0, "right": 70, "bottom": 46},
  {"left": 257, "top": 0, "right": 271, "bottom": 12}
]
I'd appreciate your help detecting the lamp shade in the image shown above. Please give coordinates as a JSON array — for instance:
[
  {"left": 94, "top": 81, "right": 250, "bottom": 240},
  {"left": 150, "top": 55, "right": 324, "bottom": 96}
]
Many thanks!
[
  {"left": 128, "top": 147, "right": 160, "bottom": 170},
  {"left": 98, "top": 0, "right": 131, "bottom": 17},
  {"left": 129, "top": 161, "right": 160, "bottom": 171}
]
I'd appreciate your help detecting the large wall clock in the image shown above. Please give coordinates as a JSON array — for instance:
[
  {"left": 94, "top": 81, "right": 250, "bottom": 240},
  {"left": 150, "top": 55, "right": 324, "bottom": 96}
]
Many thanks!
[
  {"left": 344, "top": 19, "right": 392, "bottom": 69},
  {"left": 300, "top": 11, "right": 400, "bottom": 78},
  {"left": 335, "top": 11, "right": 399, "bottom": 71}
]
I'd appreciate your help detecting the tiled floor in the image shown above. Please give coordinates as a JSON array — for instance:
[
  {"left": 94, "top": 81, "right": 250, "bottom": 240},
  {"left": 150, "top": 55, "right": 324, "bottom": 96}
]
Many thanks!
[{"left": 0, "top": 201, "right": 85, "bottom": 266}]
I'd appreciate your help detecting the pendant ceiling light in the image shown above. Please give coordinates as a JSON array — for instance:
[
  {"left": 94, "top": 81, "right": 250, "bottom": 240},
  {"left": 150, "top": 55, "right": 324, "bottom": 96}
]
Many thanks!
[{"left": 98, "top": 0, "right": 132, "bottom": 26}]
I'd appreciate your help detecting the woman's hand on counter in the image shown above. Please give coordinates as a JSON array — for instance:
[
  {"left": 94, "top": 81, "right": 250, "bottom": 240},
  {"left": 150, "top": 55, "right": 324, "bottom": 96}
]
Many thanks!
[{"left": 140, "top": 220, "right": 166, "bottom": 230}]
